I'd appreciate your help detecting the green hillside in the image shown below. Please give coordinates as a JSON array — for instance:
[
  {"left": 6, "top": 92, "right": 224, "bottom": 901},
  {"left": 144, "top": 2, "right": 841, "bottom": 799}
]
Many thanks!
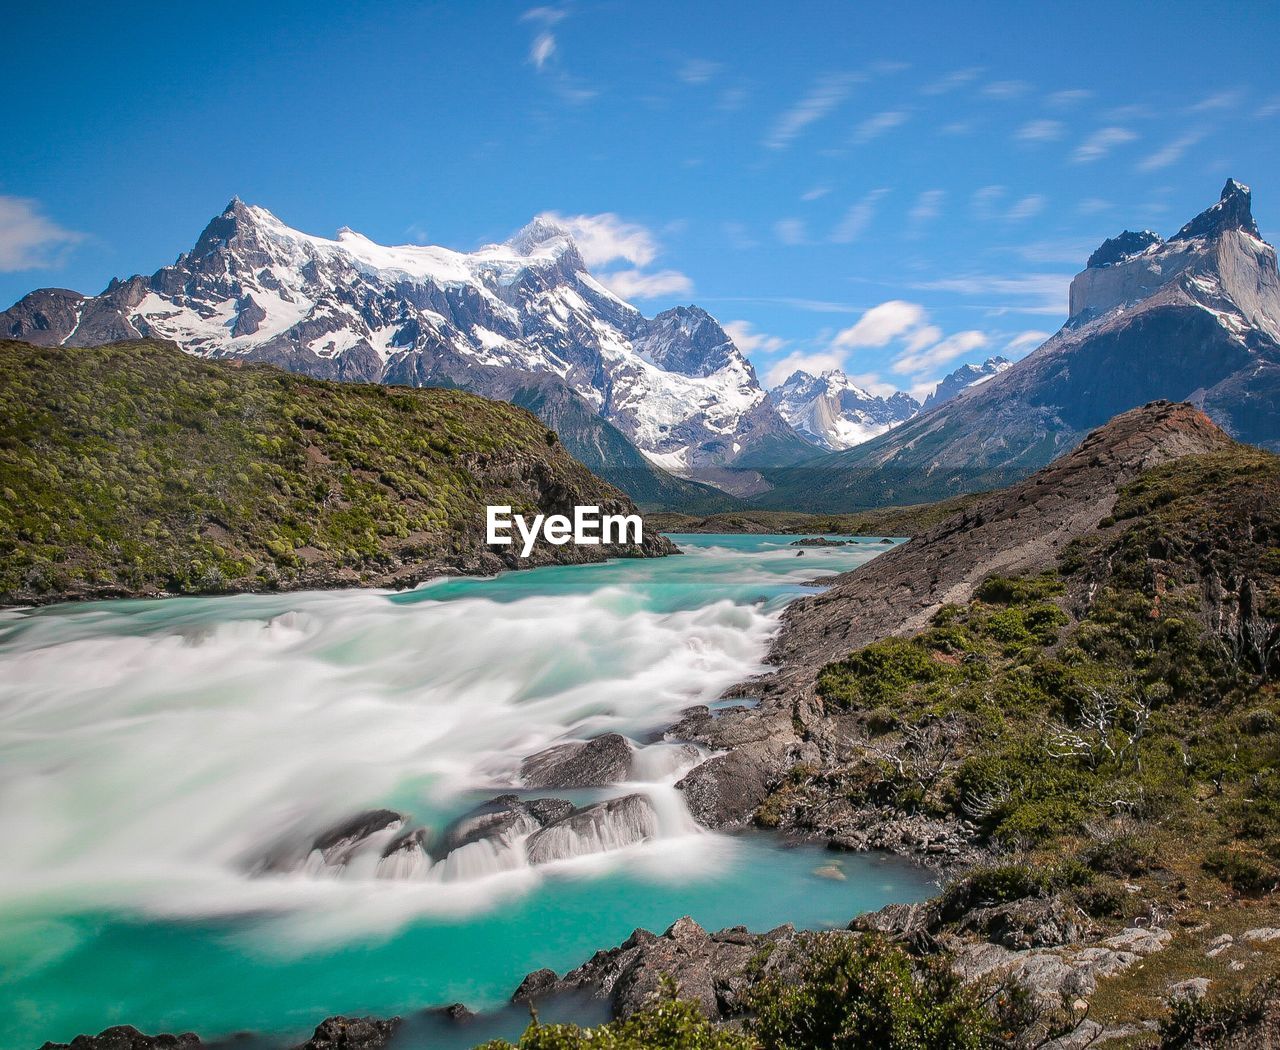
[{"left": 0, "top": 340, "right": 669, "bottom": 605}]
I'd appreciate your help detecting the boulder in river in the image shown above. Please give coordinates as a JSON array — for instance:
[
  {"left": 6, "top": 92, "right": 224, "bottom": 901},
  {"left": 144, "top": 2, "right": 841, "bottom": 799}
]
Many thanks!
[{"left": 520, "top": 733, "right": 635, "bottom": 788}]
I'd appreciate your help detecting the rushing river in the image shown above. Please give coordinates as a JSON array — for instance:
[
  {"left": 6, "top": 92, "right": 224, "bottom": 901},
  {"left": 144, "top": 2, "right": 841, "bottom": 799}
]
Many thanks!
[{"left": 0, "top": 535, "right": 934, "bottom": 1050}]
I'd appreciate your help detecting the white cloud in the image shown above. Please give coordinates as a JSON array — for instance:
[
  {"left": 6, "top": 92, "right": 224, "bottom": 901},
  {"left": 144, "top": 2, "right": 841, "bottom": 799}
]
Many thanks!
[
  {"left": 902, "top": 324, "right": 943, "bottom": 354},
  {"left": 678, "top": 58, "right": 723, "bottom": 85},
  {"left": 892, "top": 329, "right": 988, "bottom": 374},
  {"left": 521, "top": 6, "right": 567, "bottom": 24},
  {"left": 1046, "top": 89, "right": 1092, "bottom": 108},
  {"left": 1189, "top": 90, "right": 1243, "bottom": 113},
  {"left": 831, "top": 188, "right": 889, "bottom": 243},
  {"left": 1072, "top": 126, "right": 1137, "bottom": 163},
  {"left": 939, "top": 120, "right": 976, "bottom": 135},
  {"left": 774, "top": 218, "right": 808, "bottom": 245},
  {"left": 597, "top": 268, "right": 692, "bottom": 300},
  {"left": 1006, "top": 194, "right": 1046, "bottom": 221},
  {"left": 724, "top": 320, "right": 788, "bottom": 356},
  {"left": 971, "top": 185, "right": 1006, "bottom": 220},
  {"left": 833, "top": 300, "right": 927, "bottom": 348},
  {"left": 982, "top": 80, "right": 1031, "bottom": 100},
  {"left": 764, "top": 350, "right": 846, "bottom": 387},
  {"left": 908, "top": 189, "right": 946, "bottom": 227},
  {"left": 529, "top": 31, "right": 556, "bottom": 70},
  {"left": 1258, "top": 96, "right": 1280, "bottom": 119},
  {"left": 1004, "top": 330, "right": 1050, "bottom": 357},
  {"left": 910, "top": 273, "right": 1071, "bottom": 315},
  {"left": 919, "top": 67, "right": 983, "bottom": 96},
  {"left": 536, "top": 211, "right": 658, "bottom": 267},
  {"left": 0, "top": 196, "right": 84, "bottom": 271},
  {"left": 1077, "top": 197, "right": 1111, "bottom": 215},
  {"left": 764, "top": 73, "right": 859, "bottom": 150},
  {"left": 1015, "top": 119, "right": 1065, "bottom": 143},
  {"left": 801, "top": 185, "right": 832, "bottom": 202},
  {"left": 1137, "top": 131, "right": 1203, "bottom": 172},
  {"left": 853, "top": 109, "right": 909, "bottom": 144}
]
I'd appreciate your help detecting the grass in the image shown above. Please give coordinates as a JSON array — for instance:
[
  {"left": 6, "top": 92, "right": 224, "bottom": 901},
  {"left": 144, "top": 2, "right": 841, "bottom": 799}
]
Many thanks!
[{"left": 0, "top": 339, "right": 649, "bottom": 603}]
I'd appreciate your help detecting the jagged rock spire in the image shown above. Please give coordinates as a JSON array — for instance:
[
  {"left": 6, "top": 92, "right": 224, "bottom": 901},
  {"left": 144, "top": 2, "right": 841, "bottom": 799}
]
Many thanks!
[{"left": 1172, "top": 178, "right": 1260, "bottom": 241}]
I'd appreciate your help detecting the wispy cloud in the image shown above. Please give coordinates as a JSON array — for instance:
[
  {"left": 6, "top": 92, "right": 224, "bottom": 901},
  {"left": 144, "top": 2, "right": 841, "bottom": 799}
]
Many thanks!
[
  {"left": 892, "top": 329, "right": 988, "bottom": 374},
  {"left": 764, "top": 73, "right": 859, "bottom": 150},
  {"left": 1189, "top": 90, "right": 1243, "bottom": 113},
  {"left": 724, "top": 320, "right": 789, "bottom": 356},
  {"left": 833, "top": 300, "right": 927, "bottom": 348},
  {"left": 981, "top": 80, "right": 1031, "bottom": 100},
  {"left": 521, "top": 5, "right": 565, "bottom": 70},
  {"left": 1046, "top": 88, "right": 1092, "bottom": 108},
  {"left": 0, "top": 196, "right": 84, "bottom": 271},
  {"left": 678, "top": 58, "right": 723, "bottom": 85},
  {"left": 529, "top": 31, "right": 556, "bottom": 70},
  {"left": 920, "top": 67, "right": 983, "bottom": 95},
  {"left": 1137, "top": 130, "right": 1204, "bottom": 172},
  {"left": 1077, "top": 197, "right": 1111, "bottom": 215},
  {"left": 1014, "top": 119, "right": 1065, "bottom": 143},
  {"left": 910, "top": 273, "right": 1071, "bottom": 315},
  {"left": 908, "top": 189, "right": 946, "bottom": 229},
  {"left": 1258, "top": 96, "right": 1280, "bottom": 119},
  {"left": 1072, "top": 126, "right": 1137, "bottom": 163},
  {"left": 774, "top": 218, "right": 808, "bottom": 245},
  {"left": 722, "top": 222, "right": 759, "bottom": 251},
  {"left": 831, "top": 188, "right": 889, "bottom": 243},
  {"left": 853, "top": 109, "right": 909, "bottom": 144},
  {"left": 801, "top": 185, "right": 832, "bottom": 202},
  {"left": 597, "top": 268, "right": 692, "bottom": 299},
  {"left": 971, "top": 185, "right": 1006, "bottom": 221},
  {"left": 1006, "top": 194, "right": 1046, "bottom": 222},
  {"left": 537, "top": 211, "right": 658, "bottom": 266},
  {"left": 536, "top": 211, "right": 691, "bottom": 300}
]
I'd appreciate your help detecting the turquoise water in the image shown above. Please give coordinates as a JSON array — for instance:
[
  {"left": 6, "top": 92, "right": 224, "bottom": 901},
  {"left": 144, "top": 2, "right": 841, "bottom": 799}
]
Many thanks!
[{"left": 0, "top": 535, "right": 929, "bottom": 1049}]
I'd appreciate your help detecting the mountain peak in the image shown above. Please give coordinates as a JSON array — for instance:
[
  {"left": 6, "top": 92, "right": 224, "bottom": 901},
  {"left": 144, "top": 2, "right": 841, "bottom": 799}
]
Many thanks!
[
  {"left": 1172, "top": 177, "right": 1260, "bottom": 242},
  {"left": 507, "top": 216, "right": 576, "bottom": 255}
]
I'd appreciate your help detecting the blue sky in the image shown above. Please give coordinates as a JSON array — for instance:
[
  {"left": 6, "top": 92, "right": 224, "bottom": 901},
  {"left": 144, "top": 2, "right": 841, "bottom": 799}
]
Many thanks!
[{"left": 4, "top": 0, "right": 1279, "bottom": 399}]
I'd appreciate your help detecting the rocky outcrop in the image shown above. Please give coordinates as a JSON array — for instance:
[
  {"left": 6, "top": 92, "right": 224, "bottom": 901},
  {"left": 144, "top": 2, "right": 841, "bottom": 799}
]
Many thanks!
[
  {"left": 520, "top": 733, "right": 634, "bottom": 788},
  {"left": 38, "top": 1028, "right": 200, "bottom": 1050},
  {"left": 675, "top": 402, "right": 1232, "bottom": 830},
  {"left": 294, "top": 1016, "right": 401, "bottom": 1050}
]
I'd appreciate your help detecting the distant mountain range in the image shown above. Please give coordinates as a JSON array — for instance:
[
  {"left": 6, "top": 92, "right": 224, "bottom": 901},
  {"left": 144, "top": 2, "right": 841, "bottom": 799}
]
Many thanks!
[
  {"left": 0, "top": 203, "right": 810, "bottom": 504},
  {"left": 758, "top": 179, "right": 1280, "bottom": 510},
  {"left": 6, "top": 180, "right": 1278, "bottom": 514},
  {"left": 772, "top": 369, "right": 919, "bottom": 450}
]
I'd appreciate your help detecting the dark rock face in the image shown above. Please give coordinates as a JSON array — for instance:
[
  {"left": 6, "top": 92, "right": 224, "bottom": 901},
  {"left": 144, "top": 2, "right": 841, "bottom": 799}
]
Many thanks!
[
  {"left": 1173, "top": 177, "right": 1261, "bottom": 241},
  {"left": 294, "top": 1016, "right": 401, "bottom": 1050},
  {"left": 919, "top": 356, "right": 1011, "bottom": 411},
  {"left": 959, "top": 898, "right": 1080, "bottom": 951},
  {"left": 39, "top": 1027, "right": 201, "bottom": 1050},
  {"left": 520, "top": 733, "right": 634, "bottom": 788},
  {"left": 1086, "top": 230, "right": 1162, "bottom": 269}
]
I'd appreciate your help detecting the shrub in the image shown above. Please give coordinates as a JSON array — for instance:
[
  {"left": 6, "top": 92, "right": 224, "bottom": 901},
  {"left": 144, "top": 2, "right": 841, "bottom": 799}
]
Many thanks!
[{"left": 748, "top": 933, "right": 991, "bottom": 1050}]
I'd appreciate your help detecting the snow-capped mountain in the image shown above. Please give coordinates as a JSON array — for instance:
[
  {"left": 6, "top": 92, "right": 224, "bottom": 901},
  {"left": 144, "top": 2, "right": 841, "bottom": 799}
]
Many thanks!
[
  {"left": 772, "top": 369, "right": 919, "bottom": 450},
  {"left": 758, "top": 178, "right": 1280, "bottom": 510},
  {"left": 920, "top": 356, "right": 1012, "bottom": 411},
  {"left": 2, "top": 201, "right": 809, "bottom": 491}
]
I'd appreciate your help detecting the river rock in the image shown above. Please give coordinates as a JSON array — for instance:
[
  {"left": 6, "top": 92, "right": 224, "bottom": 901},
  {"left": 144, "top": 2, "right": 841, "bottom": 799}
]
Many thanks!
[
  {"left": 441, "top": 795, "right": 573, "bottom": 853},
  {"left": 38, "top": 1028, "right": 201, "bottom": 1050},
  {"left": 526, "top": 793, "right": 659, "bottom": 864},
  {"left": 520, "top": 733, "right": 634, "bottom": 788},
  {"left": 789, "top": 537, "right": 850, "bottom": 547},
  {"left": 295, "top": 1016, "right": 402, "bottom": 1050},
  {"left": 376, "top": 828, "right": 431, "bottom": 880},
  {"left": 312, "top": 810, "right": 406, "bottom": 867}
]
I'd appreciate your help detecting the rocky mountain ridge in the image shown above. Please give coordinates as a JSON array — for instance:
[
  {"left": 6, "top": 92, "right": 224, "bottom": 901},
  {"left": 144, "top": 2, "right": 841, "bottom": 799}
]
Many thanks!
[
  {"left": 1, "top": 202, "right": 810, "bottom": 496},
  {"left": 771, "top": 368, "right": 919, "bottom": 450},
  {"left": 756, "top": 179, "right": 1280, "bottom": 511}
]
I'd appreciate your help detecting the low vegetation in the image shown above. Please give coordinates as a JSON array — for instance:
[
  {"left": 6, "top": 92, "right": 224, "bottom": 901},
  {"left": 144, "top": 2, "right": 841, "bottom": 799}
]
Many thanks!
[{"left": 0, "top": 340, "right": 653, "bottom": 603}]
